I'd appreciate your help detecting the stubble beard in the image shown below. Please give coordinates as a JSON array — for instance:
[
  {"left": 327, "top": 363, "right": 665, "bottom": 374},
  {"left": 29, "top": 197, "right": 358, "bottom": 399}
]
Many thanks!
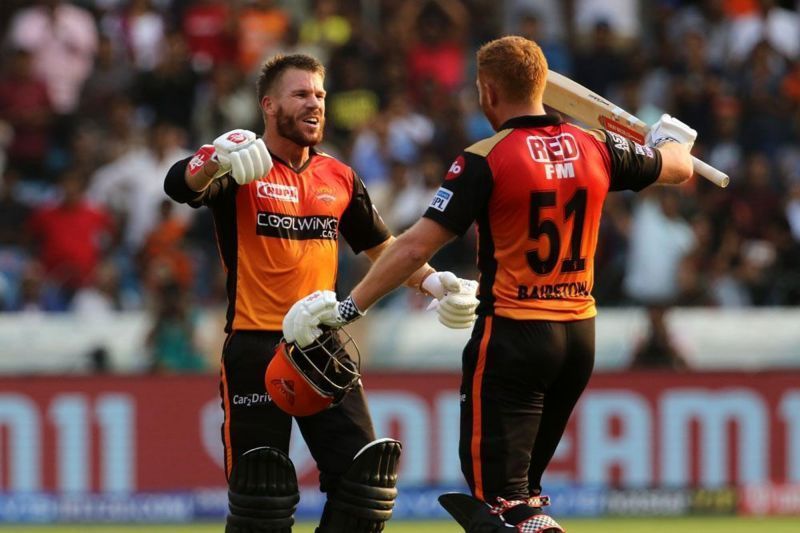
[{"left": 276, "top": 107, "right": 324, "bottom": 147}]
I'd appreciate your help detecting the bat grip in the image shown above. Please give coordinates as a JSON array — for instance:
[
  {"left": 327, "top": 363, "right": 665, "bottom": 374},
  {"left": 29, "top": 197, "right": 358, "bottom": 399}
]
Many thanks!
[{"left": 692, "top": 156, "right": 729, "bottom": 188}]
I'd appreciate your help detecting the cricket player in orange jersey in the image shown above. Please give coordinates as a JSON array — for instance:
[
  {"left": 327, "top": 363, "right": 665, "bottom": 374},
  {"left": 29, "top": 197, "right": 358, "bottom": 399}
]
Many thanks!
[
  {"left": 164, "top": 54, "right": 477, "bottom": 533},
  {"left": 285, "top": 36, "right": 697, "bottom": 532}
]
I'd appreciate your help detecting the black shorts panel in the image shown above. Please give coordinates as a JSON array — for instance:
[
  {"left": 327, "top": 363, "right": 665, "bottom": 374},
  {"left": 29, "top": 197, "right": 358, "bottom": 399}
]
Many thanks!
[
  {"left": 220, "top": 330, "right": 375, "bottom": 492},
  {"left": 459, "top": 315, "right": 594, "bottom": 502}
]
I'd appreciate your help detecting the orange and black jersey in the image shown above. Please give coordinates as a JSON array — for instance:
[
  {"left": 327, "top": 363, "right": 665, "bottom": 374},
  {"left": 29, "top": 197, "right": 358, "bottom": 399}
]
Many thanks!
[
  {"left": 165, "top": 149, "right": 390, "bottom": 331},
  {"left": 423, "top": 114, "right": 661, "bottom": 322}
]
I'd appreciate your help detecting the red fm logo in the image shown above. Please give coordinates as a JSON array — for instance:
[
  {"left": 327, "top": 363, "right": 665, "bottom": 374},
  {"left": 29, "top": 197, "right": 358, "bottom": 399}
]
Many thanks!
[
  {"left": 227, "top": 131, "right": 247, "bottom": 144},
  {"left": 526, "top": 133, "right": 580, "bottom": 163}
]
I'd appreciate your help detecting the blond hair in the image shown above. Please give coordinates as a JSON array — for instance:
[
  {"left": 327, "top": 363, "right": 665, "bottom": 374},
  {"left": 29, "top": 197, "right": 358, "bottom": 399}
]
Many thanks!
[{"left": 477, "top": 36, "right": 548, "bottom": 103}]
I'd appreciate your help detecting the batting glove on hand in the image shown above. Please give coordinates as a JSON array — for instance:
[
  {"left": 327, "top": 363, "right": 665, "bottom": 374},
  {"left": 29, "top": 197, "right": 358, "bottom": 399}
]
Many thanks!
[
  {"left": 423, "top": 272, "right": 479, "bottom": 329},
  {"left": 212, "top": 129, "right": 272, "bottom": 185},
  {"left": 283, "top": 291, "right": 365, "bottom": 348},
  {"left": 646, "top": 114, "right": 697, "bottom": 150}
]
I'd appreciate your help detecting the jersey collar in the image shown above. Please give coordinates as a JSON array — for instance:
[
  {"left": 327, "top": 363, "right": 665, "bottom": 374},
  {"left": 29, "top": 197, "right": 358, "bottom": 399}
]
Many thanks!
[
  {"left": 270, "top": 147, "right": 318, "bottom": 174},
  {"left": 499, "top": 114, "right": 562, "bottom": 130}
]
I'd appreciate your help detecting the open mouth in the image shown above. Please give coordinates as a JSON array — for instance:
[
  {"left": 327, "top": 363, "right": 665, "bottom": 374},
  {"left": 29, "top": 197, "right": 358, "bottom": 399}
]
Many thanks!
[{"left": 302, "top": 116, "right": 320, "bottom": 126}]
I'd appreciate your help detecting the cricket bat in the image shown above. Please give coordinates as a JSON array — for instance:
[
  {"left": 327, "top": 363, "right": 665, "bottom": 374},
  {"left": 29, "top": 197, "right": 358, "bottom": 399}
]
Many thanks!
[{"left": 544, "top": 70, "right": 729, "bottom": 188}]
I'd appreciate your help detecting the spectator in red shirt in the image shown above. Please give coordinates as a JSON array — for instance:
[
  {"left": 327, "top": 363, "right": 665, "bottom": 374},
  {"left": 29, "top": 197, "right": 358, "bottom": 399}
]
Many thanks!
[
  {"left": 393, "top": 0, "right": 469, "bottom": 101},
  {"left": 27, "top": 168, "right": 114, "bottom": 303},
  {"left": 0, "top": 49, "right": 53, "bottom": 180},
  {"left": 181, "top": 0, "right": 236, "bottom": 71}
]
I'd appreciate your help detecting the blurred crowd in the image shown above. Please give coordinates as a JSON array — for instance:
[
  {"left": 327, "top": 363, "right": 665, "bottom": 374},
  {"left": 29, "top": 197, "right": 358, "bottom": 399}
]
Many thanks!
[{"left": 1, "top": 0, "right": 800, "bottom": 370}]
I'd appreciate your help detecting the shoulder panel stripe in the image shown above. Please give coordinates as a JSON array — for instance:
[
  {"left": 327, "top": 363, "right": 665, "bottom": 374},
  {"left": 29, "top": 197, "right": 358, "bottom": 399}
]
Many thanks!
[
  {"left": 570, "top": 124, "right": 608, "bottom": 143},
  {"left": 465, "top": 129, "right": 514, "bottom": 157}
]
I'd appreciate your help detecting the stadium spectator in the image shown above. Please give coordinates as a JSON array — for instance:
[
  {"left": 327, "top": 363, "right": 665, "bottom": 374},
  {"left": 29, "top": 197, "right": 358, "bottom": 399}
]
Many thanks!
[
  {"left": 629, "top": 305, "right": 690, "bottom": 370},
  {"left": 350, "top": 113, "right": 393, "bottom": 185},
  {"left": 237, "top": 0, "right": 290, "bottom": 74},
  {"left": 572, "top": 20, "right": 629, "bottom": 100},
  {"left": 624, "top": 190, "right": 697, "bottom": 305},
  {"left": 299, "top": 0, "right": 353, "bottom": 62},
  {"left": 101, "top": 0, "right": 166, "bottom": 71},
  {"left": 667, "top": 0, "right": 731, "bottom": 69},
  {"left": 134, "top": 33, "right": 197, "bottom": 127},
  {"left": 192, "top": 64, "right": 258, "bottom": 143},
  {"left": 26, "top": 168, "right": 114, "bottom": 305},
  {"left": 728, "top": 0, "right": 800, "bottom": 62},
  {"left": 325, "top": 53, "right": 380, "bottom": 138},
  {"left": 181, "top": 0, "right": 236, "bottom": 71},
  {"left": 516, "top": 10, "right": 571, "bottom": 75},
  {"left": 0, "top": 0, "right": 797, "bottom": 321},
  {"left": 394, "top": 0, "right": 469, "bottom": 101},
  {"left": 670, "top": 29, "right": 723, "bottom": 143},
  {"left": 79, "top": 36, "right": 135, "bottom": 129},
  {"left": 10, "top": 260, "right": 63, "bottom": 312},
  {"left": 8, "top": 0, "right": 98, "bottom": 116},
  {"left": 138, "top": 199, "right": 194, "bottom": 294},
  {"left": 0, "top": 49, "right": 53, "bottom": 180},
  {"left": 94, "top": 96, "right": 145, "bottom": 165},
  {"left": 380, "top": 156, "right": 440, "bottom": 233},
  {"left": 0, "top": 168, "right": 30, "bottom": 247},
  {"left": 145, "top": 280, "right": 207, "bottom": 372},
  {"left": 384, "top": 91, "right": 436, "bottom": 164},
  {"left": 88, "top": 121, "right": 192, "bottom": 250},
  {"left": 572, "top": 0, "right": 643, "bottom": 42},
  {"left": 70, "top": 259, "right": 123, "bottom": 316}
]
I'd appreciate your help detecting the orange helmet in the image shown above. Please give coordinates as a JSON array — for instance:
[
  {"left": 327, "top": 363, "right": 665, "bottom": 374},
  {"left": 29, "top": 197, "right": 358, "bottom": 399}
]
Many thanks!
[{"left": 266, "top": 328, "right": 361, "bottom": 417}]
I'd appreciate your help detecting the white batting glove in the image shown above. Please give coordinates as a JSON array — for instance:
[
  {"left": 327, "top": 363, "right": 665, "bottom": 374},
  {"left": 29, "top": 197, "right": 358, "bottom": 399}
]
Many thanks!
[
  {"left": 423, "top": 272, "right": 479, "bottom": 329},
  {"left": 283, "top": 290, "right": 339, "bottom": 348},
  {"left": 283, "top": 291, "right": 365, "bottom": 347},
  {"left": 646, "top": 114, "right": 697, "bottom": 150},
  {"left": 212, "top": 129, "right": 272, "bottom": 185}
]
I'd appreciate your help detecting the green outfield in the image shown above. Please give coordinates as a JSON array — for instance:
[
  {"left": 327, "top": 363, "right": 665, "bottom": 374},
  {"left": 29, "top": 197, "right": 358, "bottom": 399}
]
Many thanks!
[{"left": 5, "top": 517, "right": 800, "bottom": 533}]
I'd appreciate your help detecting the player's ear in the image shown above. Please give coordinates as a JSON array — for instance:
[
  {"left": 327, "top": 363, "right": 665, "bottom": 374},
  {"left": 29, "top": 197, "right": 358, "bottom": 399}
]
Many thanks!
[
  {"left": 485, "top": 81, "right": 500, "bottom": 108},
  {"left": 262, "top": 95, "right": 275, "bottom": 118}
]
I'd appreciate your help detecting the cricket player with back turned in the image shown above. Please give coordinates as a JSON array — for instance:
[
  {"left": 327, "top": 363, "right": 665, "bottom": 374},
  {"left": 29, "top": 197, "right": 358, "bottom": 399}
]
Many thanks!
[{"left": 285, "top": 36, "right": 697, "bottom": 532}]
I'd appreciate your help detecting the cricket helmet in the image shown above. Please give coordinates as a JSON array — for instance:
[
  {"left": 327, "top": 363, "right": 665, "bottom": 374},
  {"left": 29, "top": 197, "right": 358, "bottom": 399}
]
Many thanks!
[{"left": 266, "top": 328, "right": 361, "bottom": 417}]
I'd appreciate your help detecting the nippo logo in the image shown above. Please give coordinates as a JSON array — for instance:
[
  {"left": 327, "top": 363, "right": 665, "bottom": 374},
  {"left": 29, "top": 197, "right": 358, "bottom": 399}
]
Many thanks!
[
  {"left": 271, "top": 378, "right": 296, "bottom": 406},
  {"left": 227, "top": 131, "right": 247, "bottom": 144},
  {"left": 445, "top": 155, "right": 465, "bottom": 180}
]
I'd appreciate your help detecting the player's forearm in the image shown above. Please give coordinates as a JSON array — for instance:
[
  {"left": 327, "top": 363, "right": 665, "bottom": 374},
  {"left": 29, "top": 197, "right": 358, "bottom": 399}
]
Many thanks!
[
  {"left": 364, "top": 236, "right": 435, "bottom": 292},
  {"left": 351, "top": 235, "right": 434, "bottom": 311},
  {"left": 185, "top": 158, "right": 221, "bottom": 192}
]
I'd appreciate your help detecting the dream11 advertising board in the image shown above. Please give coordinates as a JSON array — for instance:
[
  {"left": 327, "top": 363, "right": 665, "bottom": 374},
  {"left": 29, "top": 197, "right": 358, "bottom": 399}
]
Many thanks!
[{"left": 0, "top": 372, "right": 798, "bottom": 522}]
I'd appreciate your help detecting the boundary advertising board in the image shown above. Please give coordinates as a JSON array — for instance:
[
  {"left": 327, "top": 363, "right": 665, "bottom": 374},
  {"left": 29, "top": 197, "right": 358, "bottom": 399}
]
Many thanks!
[{"left": 0, "top": 372, "right": 798, "bottom": 521}]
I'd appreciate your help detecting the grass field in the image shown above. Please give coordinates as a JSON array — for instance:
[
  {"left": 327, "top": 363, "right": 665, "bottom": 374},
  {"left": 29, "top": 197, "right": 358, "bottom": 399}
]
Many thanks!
[{"left": 5, "top": 517, "right": 800, "bottom": 532}]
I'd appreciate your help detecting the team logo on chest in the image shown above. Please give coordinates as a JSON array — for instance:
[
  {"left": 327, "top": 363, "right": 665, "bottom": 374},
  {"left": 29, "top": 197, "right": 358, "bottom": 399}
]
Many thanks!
[
  {"left": 256, "top": 182, "right": 299, "bottom": 203},
  {"left": 315, "top": 186, "right": 336, "bottom": 204}
]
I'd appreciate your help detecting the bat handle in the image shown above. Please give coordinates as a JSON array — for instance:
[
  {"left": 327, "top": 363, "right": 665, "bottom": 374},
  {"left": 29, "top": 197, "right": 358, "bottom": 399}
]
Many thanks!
[{"left": 692, "top": 156, "right": 729, "bottom": 188}]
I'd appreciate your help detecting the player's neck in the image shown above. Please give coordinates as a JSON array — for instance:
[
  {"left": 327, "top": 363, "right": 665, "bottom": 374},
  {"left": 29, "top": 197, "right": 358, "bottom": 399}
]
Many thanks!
[
  {"left": 266, "top": 135, "right": 311, "bottom": 170},
  {"left": 492, "top": 101, "right": 547, "bottom": 129}
]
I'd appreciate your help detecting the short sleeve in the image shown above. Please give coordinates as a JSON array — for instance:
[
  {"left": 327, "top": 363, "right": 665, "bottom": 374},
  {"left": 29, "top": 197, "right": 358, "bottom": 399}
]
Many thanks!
[
  {"left": 603, "top": 131, "right": 662, "bottom": 192},
  {"left": 422, "top": 151, "right": 493, "bottom": 236},
  {"left": 339, "top": 173, "right": 391, "bottom": 254}
]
